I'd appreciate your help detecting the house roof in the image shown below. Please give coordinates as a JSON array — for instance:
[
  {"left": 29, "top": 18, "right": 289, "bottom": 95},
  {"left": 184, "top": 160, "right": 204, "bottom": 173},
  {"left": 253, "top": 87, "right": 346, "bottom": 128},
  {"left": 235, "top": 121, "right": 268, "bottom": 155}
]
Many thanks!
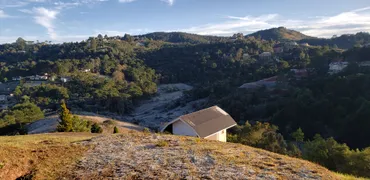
[{"left": 176, "top": 106, "right": 237, "bottom": 138}]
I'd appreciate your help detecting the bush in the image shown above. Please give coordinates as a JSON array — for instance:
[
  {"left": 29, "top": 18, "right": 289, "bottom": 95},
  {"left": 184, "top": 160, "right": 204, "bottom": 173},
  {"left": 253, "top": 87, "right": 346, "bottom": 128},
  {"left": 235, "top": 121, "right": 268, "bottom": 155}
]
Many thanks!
[
  {"left": 72, "top": 116, "right": 91, "bottom": 132},
  {"left": 113, "top": 126, "right": 119, "bottom": 134},
  {"left": 143, "top": 127, "right": 151, "bottom": 134},
  {"left": 156, "top": 140, "right": 168, "bottom": 147},
  {"left": 91, "top": 123, "right": 103, "bottom": 133}
]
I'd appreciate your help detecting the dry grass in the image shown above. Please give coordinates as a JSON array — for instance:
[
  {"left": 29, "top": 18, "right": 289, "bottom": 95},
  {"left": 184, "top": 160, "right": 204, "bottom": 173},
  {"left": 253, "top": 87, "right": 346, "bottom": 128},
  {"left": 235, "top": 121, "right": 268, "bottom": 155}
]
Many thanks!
[
  {"left": 1, "top": 132, "right": 367, "bottom": 180},
  {"left": 0, "top": 133, "right": 95, "bottom": 180},
  {"left": 67, "top": 132, "right": 350, "bottom": 180}
]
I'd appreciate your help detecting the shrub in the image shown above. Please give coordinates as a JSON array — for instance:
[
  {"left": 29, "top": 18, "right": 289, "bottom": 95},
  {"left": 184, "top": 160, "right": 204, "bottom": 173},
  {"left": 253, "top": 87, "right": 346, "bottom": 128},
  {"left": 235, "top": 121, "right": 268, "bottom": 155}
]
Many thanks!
[
  {"left": 156, "top": 140, "right": 168, "bottom": 147},
  {"left": 72, "top": 116, "right": 91, "bottom": 132},
  {"left": 91, "top": 123, "right": 103, "bottom": 133},
  {"left": 143, "top": 128, "right": 151, "bottom": 134},
  {"left": 113, "top": 126, "right": 119, "bottom": 134}
]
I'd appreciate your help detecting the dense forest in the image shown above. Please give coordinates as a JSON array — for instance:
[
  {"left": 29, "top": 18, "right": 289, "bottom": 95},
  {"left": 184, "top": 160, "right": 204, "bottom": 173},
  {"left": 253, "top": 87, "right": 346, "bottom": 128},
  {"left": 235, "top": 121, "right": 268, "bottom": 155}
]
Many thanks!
[{"left": 1, "top": 29, "right": 370, "bottom": 177}]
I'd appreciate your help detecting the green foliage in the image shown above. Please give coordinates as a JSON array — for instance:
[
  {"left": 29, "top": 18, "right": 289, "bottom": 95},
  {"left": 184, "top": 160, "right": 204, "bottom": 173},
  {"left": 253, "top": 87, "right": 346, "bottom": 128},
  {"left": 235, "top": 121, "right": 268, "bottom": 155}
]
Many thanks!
[
  {"left": 143, "top": 127, "right": 151, "bottom": 133},
  {"left": 71, "top": 116, "right": 91, "bottom": 132},
  {"left": 0, "top": 102, "right": 44, "bottom": 129},
  {"left": 228, "top": 121, "right": 288, "bottom": 154},
  {"left": 156, "top": 140, "right": 169, "bottom": 147},
  {"left": 291, "top": 128, "right": 304, "bottom": 142},
  {"left": 302, "top": 134, "right": 370, "bottom": 178},
  {"left": 113, "top": 126, "right": 119, "bottom": 134},
  {"left": 57, "top": 101, "right": 73, "bottom": 132},
  {"left": 91, "top": 123, "right": 103, "bottom": 133}
]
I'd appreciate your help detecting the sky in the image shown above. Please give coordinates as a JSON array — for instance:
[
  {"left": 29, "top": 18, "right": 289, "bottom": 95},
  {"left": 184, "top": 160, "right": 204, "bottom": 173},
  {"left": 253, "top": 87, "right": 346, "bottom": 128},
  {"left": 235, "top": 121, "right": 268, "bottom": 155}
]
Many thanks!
[{"left": 1, "top": 0, "right": 370, "bottom": 43}]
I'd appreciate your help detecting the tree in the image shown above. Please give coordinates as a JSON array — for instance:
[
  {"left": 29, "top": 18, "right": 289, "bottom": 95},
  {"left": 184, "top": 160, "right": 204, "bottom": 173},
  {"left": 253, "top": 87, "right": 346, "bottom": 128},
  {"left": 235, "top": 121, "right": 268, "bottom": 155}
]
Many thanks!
[
  {"left": 112, "top": 70, "right": 125, "bottom": 82},
  {"left": 90, "top": 38, "right": 97, "bottom": 51},
  {"left": 16, "top": 37, "right": 26, "bottom": 50},
  {"left": 113, "top": 126, "right": 119, "bottom": 134},
  {"left": 291, "top": 128, "right": 304, "bottom": 142},
  {"left": 10, "top": 102, "right": 44, "bottom": 124},
  {"left": 123, "top": 34, "right": 134, "bottom": 42},
  {"left": 57, "top": 101, "right": 73, "bottom": 132},
  {"left": 91, "top": 123, "right": 103, "bottom": 133}
]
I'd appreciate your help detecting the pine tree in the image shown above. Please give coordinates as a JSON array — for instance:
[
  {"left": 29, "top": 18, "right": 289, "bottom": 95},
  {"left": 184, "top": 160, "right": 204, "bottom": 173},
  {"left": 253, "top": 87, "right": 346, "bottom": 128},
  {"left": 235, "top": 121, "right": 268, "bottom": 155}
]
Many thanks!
[
  {"left": 57, "top": 101, "right": 73, "bottom": 132},
  {"left": 291, "top": 128, "right": 305, "bottom": 142},
  {"left": 113, "top": 126, "right": 119, "bottom": 134}
]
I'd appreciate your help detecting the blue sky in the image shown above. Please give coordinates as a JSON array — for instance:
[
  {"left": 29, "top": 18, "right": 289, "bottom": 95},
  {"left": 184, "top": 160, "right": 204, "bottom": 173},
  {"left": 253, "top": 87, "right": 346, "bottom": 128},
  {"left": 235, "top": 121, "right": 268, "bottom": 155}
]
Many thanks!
[{"left": 1, "top": 0, "right": 370, "bottom": 43}]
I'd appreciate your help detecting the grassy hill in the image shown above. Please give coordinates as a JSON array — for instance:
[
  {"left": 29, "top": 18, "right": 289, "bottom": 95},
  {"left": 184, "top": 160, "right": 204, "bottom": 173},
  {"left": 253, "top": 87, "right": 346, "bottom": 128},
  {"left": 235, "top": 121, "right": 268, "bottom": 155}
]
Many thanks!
[
  {"left": 246, "top": 27, "right": 315, "bottom": 41},
  {"left": 0, "top": 132, "right": 365, "bottom": 180}
]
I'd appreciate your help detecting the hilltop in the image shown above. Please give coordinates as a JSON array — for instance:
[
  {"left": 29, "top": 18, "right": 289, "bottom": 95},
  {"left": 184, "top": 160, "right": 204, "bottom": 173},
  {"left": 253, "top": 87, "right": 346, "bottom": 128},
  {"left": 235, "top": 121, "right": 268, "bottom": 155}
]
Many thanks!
[
  {"left": 0, "top": 132, "right": 362, "bottom": 180},
  {"left": 246, "top": 27, "right": 315, "bottom": 41}
]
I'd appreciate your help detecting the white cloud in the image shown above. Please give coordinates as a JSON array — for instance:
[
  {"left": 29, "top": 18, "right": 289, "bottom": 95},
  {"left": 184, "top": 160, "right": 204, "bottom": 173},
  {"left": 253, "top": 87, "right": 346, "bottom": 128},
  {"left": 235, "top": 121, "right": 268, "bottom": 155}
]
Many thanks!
[
  {"left": 178, "top": 7, "right": 370, "bottom": 38},
  {"left": 161, "top": 0, "right": 174, "bottom": 6},
  {"left": 18, "top": 9, "right": 33, "bottom": 14},
  {"left": 0, "top": 10, "right": 10, "bottom": 18},
  {"left": 118, "top": 0, "right": 136, "bottom": 3},
  {"left": 33, "top": 7, "right": 59, "bottom": 40},
  {"left": 0, "top": 1, "right": 29, "bottom": 8},
  {"left": 27, "top": 0, "right": 46, "bottom": 2},
  {"left": 54, "top": 2, "right": 81, "bottom": 10}
]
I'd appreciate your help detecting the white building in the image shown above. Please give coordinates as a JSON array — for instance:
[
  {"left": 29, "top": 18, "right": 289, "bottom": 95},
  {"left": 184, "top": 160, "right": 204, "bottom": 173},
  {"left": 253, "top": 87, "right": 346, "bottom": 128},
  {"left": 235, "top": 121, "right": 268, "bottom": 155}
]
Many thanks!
[
  {"left": 60, "top": 77, "right": 70, "bottom": 83},
  {"left": 160, "top": 106, "right": 237, "bottom": 142},
  {"left": 329, "top": 62, "right": 349, "bottom": 74}
]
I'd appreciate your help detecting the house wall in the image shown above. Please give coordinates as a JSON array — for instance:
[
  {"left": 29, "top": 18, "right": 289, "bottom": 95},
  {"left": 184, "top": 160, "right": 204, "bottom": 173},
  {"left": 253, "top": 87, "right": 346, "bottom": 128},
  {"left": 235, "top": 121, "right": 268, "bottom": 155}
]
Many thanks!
[
  {"left": 205, "top": 129, "right": 227, "bottom": 142},
  {"left": 172, "top": 120, "right": 198, "bottom": 137}
]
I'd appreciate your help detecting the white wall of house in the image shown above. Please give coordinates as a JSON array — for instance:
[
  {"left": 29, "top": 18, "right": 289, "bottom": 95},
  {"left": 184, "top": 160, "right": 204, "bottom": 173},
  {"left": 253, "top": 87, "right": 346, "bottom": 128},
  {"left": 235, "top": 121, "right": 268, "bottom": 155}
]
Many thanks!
[
  {"left": 205, "top": 129, "right": 227, "bottom": 142},
  {"left": 172, "top": 119, "right": 198, "bottom": 137}
]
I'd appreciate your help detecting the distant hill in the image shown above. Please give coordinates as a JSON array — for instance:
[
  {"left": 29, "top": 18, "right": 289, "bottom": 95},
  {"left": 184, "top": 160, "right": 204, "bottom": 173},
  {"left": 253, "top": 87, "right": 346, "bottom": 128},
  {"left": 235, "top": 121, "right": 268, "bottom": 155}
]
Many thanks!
[
  {"left": 135, "top": 32, "right": 228, "bottom": 44},
  {"left": 299, "top": 32, "right": 370, "bottom": 49},
  {"left": 1, "top": 132, "right": 348, "bottom": 179},
  {"left": 246, "top": 27, "right": 370, "bottom": 49},
  {"left": 246, "top": 27, "right": 315, "bottom": 41}
]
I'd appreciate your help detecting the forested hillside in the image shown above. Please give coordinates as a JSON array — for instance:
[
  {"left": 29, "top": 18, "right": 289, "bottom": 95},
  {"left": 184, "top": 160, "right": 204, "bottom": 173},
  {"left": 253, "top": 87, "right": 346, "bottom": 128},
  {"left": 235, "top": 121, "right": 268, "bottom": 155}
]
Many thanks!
[{"left": 1, "top": 31, "right": 370, "bottom": 178}]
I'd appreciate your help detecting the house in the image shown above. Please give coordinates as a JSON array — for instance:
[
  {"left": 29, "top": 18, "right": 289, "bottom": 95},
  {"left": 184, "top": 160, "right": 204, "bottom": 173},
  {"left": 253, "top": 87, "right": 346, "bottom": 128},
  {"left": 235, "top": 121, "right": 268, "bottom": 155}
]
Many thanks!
[
  {"left": 242, "top": 53, "right": 250, "bottom": 60},
  {"left": 60, "top": 77, "right": 70, "bottom": 83},
  {"left": 259, "top": 52, "right": 272, "bottom": 59},
  {"left": 160, "top": 106, "right": 237, "bottom": 142},
  {"left": 12, "top": 76, "right": 22, "bottom": 81},
  {"left": 290, "top": 69, "right": 308, "bottom": 79},
  {"left": 358, "top": 61, "right": 370, "bottom": 67},
  {"left": 284, "top": 42, "right": 298, "bottom": 51},
  {"left": 329, "top": 62, "right": 348, "bottom": 74}
]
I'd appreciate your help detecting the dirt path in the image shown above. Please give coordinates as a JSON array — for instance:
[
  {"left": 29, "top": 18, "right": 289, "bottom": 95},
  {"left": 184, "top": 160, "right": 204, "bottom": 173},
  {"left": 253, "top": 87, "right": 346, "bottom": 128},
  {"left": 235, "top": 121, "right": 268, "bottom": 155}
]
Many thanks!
[
  {"left": 26, "top": 115, "right": 143, "bottom": 134},
  {"left": 124, "top": 83, "right": 208, "bottom": 130}
]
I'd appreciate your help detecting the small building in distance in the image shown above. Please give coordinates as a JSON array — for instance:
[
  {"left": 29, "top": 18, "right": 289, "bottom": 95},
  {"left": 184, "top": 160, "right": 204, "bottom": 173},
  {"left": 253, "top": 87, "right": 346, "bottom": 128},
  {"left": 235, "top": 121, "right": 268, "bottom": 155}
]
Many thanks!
[
  {"left": 259, "top": 52, "right": 272, "bottom": 60},
  {"left": 160, "top": 106, "right": 237, "bottom": 142},
  {"left": 60, "top": 77, "right": 71, "bottom": 83},
  {"left": 329, "top": 62, "right": 349, "bottom": 74},
  {"left": 358, "top": 61, "right": 370, "bottom": 67}
]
